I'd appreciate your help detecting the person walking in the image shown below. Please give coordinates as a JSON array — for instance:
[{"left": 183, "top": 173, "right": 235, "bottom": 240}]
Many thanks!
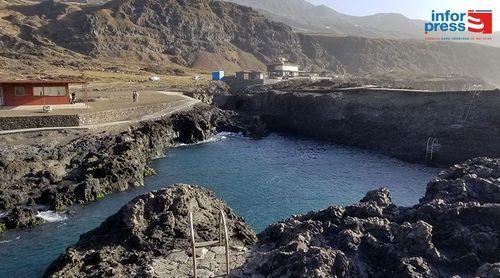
[
  {"left": 132, "top": 91, "right": 139, "bottom": 102},
  {"left": 71, "top": 92, "right": 76, "bottom": 104}
]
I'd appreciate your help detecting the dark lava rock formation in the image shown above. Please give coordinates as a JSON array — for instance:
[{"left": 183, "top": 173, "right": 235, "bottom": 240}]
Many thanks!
[
  {"left": 43, "top": 184, "right": 257, "bottom": 277},
  {"left": 44, "top": 158, "right": 499, "bottom": 277},
  {"left": 237, "top": 157, "right": 500, "bottom": 277},
  {"left": 0, "top": 105, "right": 265, "bottom": 232},
  {"left": 216, "top": 89, "right": 500, "bottom": 166}
]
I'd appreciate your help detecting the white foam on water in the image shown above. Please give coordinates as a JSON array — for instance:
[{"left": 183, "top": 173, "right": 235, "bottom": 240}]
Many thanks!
[
  {"left": 0, "top": 236, "right": 20, "bottom": 244},
  {"left": 176, "top": 132, "right": 233, "bottom": 147},
  {"left": 36, "top": 211, "right": 68, "bottom": 223}
]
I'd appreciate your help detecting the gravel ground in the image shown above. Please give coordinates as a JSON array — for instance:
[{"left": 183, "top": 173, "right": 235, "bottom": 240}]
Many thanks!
[{"left": 0, "top": 90, "right": 184, "bottom": 117}]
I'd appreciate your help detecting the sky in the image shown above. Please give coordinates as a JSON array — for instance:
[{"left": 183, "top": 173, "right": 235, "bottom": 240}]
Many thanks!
[{"left": 307, "top": 0, "right": 500, "bottom": 31}]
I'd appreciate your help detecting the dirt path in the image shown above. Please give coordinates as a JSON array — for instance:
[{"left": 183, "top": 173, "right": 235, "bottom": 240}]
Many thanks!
[{"left": 0, "top": 91, "right": 200, "bottom": 135}]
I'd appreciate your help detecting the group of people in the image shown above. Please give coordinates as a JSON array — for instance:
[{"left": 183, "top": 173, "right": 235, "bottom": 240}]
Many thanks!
[{"left": 69, "top": 91, "right": 141, "bottom": 104}]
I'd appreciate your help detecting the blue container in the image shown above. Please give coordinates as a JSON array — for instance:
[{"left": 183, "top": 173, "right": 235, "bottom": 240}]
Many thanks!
[{"left": 212, "top": 71, "right": 224, "bottom": 80}]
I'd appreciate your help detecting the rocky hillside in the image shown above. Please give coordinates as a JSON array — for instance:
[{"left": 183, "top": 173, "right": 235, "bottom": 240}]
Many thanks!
[
  {"left": 225, "top": 0, "right": 500, "bottom": 50},
  {"left": 1, "top": 0, "right": 500, "bottom": 85},
  {"left": 225, "top": 0, "right": 423, "bottom": 39},
  {"left": 313, "top": 35, "right": 500, "bottom": 87},
  {"left": 44, "top": 158, "right": 500, "bottom": 277},
  {"left": 42, "top": 0, "right": 338, "bottom": 71}
]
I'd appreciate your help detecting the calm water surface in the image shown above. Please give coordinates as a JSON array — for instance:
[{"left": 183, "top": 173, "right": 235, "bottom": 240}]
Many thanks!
[{"left": 0, "top": 133, "right": 440, "bottom": 277}]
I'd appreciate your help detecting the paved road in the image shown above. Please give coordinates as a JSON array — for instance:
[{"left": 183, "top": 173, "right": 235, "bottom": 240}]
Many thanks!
[{"left": 0, "top": 91, "right": 200, "bottom": 135}]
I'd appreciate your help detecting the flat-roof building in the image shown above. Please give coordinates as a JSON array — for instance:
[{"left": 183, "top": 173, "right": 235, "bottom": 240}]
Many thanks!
[
  {"left": 0, "top": 80, "right": 86, "bottom": 107},
  {"left": 235, "top": 71, "right": 265, "bottom": 81},
  {"left": 267, "top": 58, "right": 299, "bottom": 78}
]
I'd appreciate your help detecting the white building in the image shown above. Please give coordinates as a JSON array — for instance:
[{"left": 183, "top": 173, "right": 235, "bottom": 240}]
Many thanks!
[{"left": 267, "top": 58, "right": 299, "bottom": 78}]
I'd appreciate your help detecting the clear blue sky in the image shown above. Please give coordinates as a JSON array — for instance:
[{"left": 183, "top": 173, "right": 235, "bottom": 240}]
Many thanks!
[{"left": 307, "top": 0, "right": 499, "bottom": 31}]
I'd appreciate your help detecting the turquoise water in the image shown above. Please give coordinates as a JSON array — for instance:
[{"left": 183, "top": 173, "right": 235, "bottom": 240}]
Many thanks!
[{"left": 0, "top": 133, "right": 439, "bottom": 277}]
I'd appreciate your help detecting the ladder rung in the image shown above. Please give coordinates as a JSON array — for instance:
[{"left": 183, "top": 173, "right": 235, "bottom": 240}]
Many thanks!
[{"left": 194, "top": 240, "right": 220, "bottom": 248}]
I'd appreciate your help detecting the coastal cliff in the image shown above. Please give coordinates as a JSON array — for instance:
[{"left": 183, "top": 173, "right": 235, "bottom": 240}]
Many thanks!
[
  {"left": 44, "top": 158, "right": 500, "bottom": 277},
  {"left": 216, "top": 89, "right": 500, "bottom": 166},
  {"left": 0, "top": 105, "right": 260, "bottom": 233}
]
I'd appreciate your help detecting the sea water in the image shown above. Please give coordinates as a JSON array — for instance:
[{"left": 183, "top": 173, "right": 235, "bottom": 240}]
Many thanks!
[{"left": 0, "top": 133, "right": 440, "bottom": 277}]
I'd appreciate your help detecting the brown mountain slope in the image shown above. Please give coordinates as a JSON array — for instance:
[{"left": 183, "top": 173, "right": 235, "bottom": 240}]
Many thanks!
[
  {"left": 313, "top": 35, "right": 500, "bottom": 87},
  {"left": 40, "top": 0, "right": 339, "bottom": 71},
  {"left": 1, "top": 0, "right": 500, "bottom": 87}
]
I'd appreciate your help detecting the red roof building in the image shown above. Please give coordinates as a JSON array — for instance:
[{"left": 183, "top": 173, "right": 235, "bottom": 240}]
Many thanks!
[{"left": 0, "top": 80, "right": 86, "bottom": 107}]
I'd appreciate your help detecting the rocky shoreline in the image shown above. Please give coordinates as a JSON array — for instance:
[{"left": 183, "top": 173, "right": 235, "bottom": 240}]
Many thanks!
[
  {"left": 213, "top": 88, "right": 500, "bottom": 166},
  {"left": 44, "top": 158, "right": 499, "bottom": 277},
  {"left": 2, "top": 85, "right": 500, "bottom": 277},
  {"left": 0, "top": 104, "right": 265, "bottom": 233},
  {"left": 44, "top": 184, "right": 257, "bottom": 277},
  {"left": 240, "top": 157, "right": 500, "bottom": 277}
]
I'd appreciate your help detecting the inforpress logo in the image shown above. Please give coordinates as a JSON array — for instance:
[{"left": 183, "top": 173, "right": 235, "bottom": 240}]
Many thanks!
[
  {"left": 468, "top": 10, "right": 493, "bottom": 34},
  {"left": 425, "top": 9, "right": 493, "bottom": 41}
]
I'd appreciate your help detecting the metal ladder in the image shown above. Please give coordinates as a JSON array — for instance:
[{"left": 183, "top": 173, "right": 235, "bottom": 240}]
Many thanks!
[
  {"left": 453, "top": 84, "right": 482, "bottom": 128},
  {"left": 189, "top": 209, "right": 230, "bottom": 278},
  {"left": 426, "top": 137, "right": 439, "bottom": 161},
  {"left": 461, "top": 86, "right": 481, "bottom": 124}
]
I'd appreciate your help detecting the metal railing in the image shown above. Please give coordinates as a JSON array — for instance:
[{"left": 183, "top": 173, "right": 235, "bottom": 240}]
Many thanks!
[{"left": 189, "top": 209, "right": 230, "bottom": 278}]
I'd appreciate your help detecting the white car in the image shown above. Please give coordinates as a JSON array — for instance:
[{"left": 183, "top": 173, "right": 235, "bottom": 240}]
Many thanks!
[{"left": 192, "top": 76, "right": 202, "bottom": 80}]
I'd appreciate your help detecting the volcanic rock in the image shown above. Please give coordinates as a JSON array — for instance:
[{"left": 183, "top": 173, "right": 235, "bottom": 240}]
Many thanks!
[
  {"left": 39, "top": 158, "right": 500, "bottom": 276},
  {"left": 236, "top": 158, "right": 500, "bottom": 277},
  {"left": 0, "top": 105, "right": 259, "bottom": 233},
  {"left": 44, "top": 184, "right": 257, "bottom": 277}
]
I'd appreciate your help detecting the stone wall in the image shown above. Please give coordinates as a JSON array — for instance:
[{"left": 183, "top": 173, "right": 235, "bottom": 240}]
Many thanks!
[
  {"left": 77, "top": 102, "right": 175, "bottom": 125},
  {"left": 0, "top": 115, "right": 80, "bottom": 130},
  {"left": 0, "top": 102, "right": 178, "bottom": 130}
]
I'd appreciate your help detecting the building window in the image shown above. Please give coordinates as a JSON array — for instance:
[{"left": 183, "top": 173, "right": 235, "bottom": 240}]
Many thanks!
[
  {"left": 45, "top": 86, "right": 66, "bottom": 96},
  {"left": 15, "top": 87, "right": 25, "bottom": 97},
  {"left": 33, "top": 87, "right": 44, "bottom": 96},
  {"left": 33, "top": 86, "right": 67, "bottom": 96}
]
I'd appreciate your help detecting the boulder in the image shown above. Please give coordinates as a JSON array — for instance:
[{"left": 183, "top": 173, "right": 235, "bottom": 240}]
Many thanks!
[
  {"left": 422, "top": 157, "right": 500, "bottom": 204},
  {"left": 44, "top": 184, "right": 257, "bottom": 277},
  {"left": 4, "top": 207, "right": 43, "bottom": 230}
]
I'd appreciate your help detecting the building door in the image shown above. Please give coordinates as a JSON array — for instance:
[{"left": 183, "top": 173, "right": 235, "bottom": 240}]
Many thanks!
[{"left": 0, "top": 87, "right": 4, "bottom": 106}]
